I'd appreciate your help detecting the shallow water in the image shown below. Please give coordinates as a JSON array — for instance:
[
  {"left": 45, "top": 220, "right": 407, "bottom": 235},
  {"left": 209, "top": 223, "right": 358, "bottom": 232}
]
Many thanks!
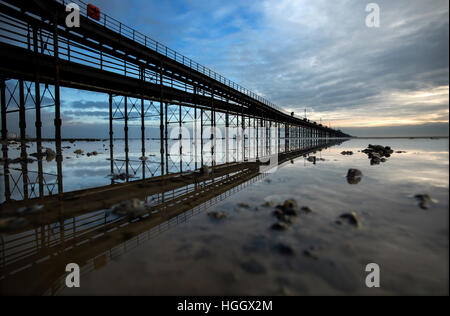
[{"left": 1, "top": 138, "right": 448, "bottom": 295}]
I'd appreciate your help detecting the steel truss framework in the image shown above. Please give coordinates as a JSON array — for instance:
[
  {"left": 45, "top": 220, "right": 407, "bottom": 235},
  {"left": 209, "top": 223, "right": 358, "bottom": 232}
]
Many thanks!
[{"left": 0, "top": 0, "right": 350, "bottom": 203}]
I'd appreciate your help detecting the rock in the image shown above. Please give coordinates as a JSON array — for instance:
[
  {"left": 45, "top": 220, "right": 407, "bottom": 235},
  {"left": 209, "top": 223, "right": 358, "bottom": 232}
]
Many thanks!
[
  {"left": 45, "top": 148, "right": 56, "bottom": 157},
  {"left": 139, "top": 156, "right": 148, "bottom": 161},
  {"left": 238, "top": 202, "right": 251, "bottom": 209},
  {"left": 275, "top": 243, "right": 295, "bottom": 256},
  {"left": 338, "top": 212, "right": 360, "bottom": 227},
  {"left": 300, "top": 206, "right": 312, "bottom": 213},
  {"left": 362, "top": 144, "right": 394, "bottom": 164},
  {"left": 346, "top": 169, "right": 362, "bottom": 184},
  {"left": 283, "top": 208, "right": 298, "bottom": 216},
  {"left": 280, "top": 287, "right": 293, "bottom": 296},
  {"left": 240, "top": 259, "right": 266, "bottom": 274},
  {"left": 371, "top": 152, "right": 381, "bottom": 159},
  {"left": 74, "top": 149, "right": 83, "bottom": 155},
  {"left": 303, "top": 249, "right": 319, "bottom": 260},
  {"left": 307, "top": 156, "right": 316, "bottom": 163},
  {"left": 207, "top": 211, "right": 227, "bottom": 220},
  {"left": 414, "top": 194, "right": 432, "bottom": 210},
  {"left": 92, "top": 151, "right": 98, "bottom": 156},
  {"left": 341, "top": 151, "right": 353, "bottom": 155},
  {"left": 281, "top": 199, "right": 298, "bottom": 212},
  {"left": 262, "top": 200, "right": 276, "bottom": 207},
  {"left": 271, "top": 221, "right": 290, "bottom": 231},
  {"left": 347, "top": 176, "right": 362, "bottom": 185},
  {"left": 112, "top": 198, "right": 146, "bottom": 218},
  {"left": 347, "top": 169, "right": 362, "bottom": 178},
  {"left": 273, "top": 209, "right": 284, "bottom": 218},
  {"left": 278, "top": 214, "right": 294, "bottom": 224},
  {"left": 370, "top": 157, "right": 381, "bottom": 165}
]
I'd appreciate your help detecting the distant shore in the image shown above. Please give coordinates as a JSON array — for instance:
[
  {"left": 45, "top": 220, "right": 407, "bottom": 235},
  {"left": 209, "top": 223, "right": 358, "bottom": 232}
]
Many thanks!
[{"left": 1, "top": 136, "right": 448, "bottom": 143}]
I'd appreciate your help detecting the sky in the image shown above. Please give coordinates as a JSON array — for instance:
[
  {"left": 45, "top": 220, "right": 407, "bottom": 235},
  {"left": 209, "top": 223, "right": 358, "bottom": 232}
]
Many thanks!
[{"left": 5, "top": 0, "right": 450, "bottom": 137}]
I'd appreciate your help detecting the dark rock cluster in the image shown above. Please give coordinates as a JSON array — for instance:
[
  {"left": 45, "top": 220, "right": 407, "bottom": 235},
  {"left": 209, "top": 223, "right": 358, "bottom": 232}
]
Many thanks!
[
  {"left": 346, "top": 168, "right": 362, "bottom": 184},
  {"left": 414, "top": 194, "right": 432, "bottom": 210},
  {"left": 362, "top": 144, "right": 394, "bottom": 165},
  {"left": 336, "top": 212, "right": 360, "bottom": 228},
  {"left": 270, "top": 199, "right": 312, "bottom": 231}
]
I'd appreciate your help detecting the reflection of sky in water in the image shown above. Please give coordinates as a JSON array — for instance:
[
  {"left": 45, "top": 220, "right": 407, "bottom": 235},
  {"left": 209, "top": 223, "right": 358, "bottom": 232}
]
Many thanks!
[{"left": 53, "top": 138, "right": 448, "bottom": 296}]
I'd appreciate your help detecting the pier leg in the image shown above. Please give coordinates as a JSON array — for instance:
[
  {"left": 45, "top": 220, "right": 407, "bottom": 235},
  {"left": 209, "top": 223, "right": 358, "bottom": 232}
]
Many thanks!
[
  {"left": 225, "top": 112, "right": 229, "bottom": 164},
  {"left": 179, "top": 104, "right": 182, "bottom": 173},
  {"left": 53, "top": 23, "right": 63, "bottom": 194},
  {"left": 242, "top": 114, "right": 246, "bottom": 161},
  {"left": 200, "top": 108, "right": 204, "bottom": 167},
  {"left": 165, "top": 102, "right": 169, "bottom": 175},
  {"left": 124, "top": 96, "right": 129, "bottom": 181},
  {"left": 194, "top": 105, "right": 198, "bottom": 170},
  {"left": 141, "top": 95, "right": 145, "bottom": 180},
  {"left": 1, "top": 79, "right": 6, "bottom": 141},
  {"left": 109, "top": 94, "right": 114, "bottom": 184},
  {"left": 160, "top": 101, "right": 164, "bottom": 177},
  {"left": 18, "top": 80, "right": 29, "bottom": 199},
  {"left": 34, "top": 68, "right": 44, "bottom": 197}
]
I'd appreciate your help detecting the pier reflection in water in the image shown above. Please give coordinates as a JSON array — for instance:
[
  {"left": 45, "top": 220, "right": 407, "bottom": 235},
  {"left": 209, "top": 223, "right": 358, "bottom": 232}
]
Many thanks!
[{"left": 0, "top": 129, "right": 345, "bottom": 295}]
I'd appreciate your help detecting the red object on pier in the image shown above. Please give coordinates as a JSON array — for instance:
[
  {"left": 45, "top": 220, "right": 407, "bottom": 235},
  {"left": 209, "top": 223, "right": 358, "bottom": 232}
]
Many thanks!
[{"left": 87, "top": 4, "right": 101, "bottom": 21}]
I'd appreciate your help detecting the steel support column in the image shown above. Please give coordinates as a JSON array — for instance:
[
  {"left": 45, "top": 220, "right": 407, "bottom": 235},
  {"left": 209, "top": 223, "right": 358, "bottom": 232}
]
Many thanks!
[
  {"left": 109, "top": 94, "right": 114, "bottom": 183},
  {"left": 124, "top": 96, "right": 129, "bottom": 181}
]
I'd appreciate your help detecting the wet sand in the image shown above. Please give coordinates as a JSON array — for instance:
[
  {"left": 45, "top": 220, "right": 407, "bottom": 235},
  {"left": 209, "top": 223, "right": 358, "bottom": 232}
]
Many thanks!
[
  {"left": 60, "top": 138, "right": 448, "bottom": 295},
  {"left": 0, "top": 138, "right": 448, "bottom": 295}
]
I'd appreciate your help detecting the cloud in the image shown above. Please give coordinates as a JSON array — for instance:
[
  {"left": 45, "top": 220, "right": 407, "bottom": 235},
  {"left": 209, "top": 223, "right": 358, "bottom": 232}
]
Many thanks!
[{"left": 5, "top": 0, "right": 447, "bottom": 137}]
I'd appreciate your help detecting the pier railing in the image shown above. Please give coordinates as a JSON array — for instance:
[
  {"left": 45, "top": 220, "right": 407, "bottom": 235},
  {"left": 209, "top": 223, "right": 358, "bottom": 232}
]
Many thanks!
[{"left": 57, "top": 0, "right": 288, "bottom": 114}]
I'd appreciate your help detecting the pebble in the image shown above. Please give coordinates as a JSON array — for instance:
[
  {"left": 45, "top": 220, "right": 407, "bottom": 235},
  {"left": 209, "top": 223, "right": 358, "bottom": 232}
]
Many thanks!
[
  {"left": 271, "top": 221, "right": 290, "bottom": 231},
  {"left": 240, "top": 259, "right": 267, "bottom": 274},
  {"left": 414, "top": 194, "right": 432, "bottom": 210},
  {"left": 346, "top": 169, "right": 362, "bottom": 184},
  {"left": 45, "top": 148, "right": 56, "bottom": 157},
  {"left": 262, "top": 200, "right": 276, "bottom": 207},
  {"left": 275, "top": 243, "right": 295, "bottom": 256},
  {"left": 300, "top": 206, "right": 312, "bottom": 213},
  {"left": 207, "top": 211, "right": 227, "bottom": 220},
  {"left": 303, "top": 249, "right": 319, "bottom": 260},
  {"left": 347, "top": 169, "right": 362, "bottom": 178},
  {"left": 281, "top": 199, "right": 298, "bottom": 212},
  {"left": 338, "top": 212, "right": 360, "bottom": 227}
]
